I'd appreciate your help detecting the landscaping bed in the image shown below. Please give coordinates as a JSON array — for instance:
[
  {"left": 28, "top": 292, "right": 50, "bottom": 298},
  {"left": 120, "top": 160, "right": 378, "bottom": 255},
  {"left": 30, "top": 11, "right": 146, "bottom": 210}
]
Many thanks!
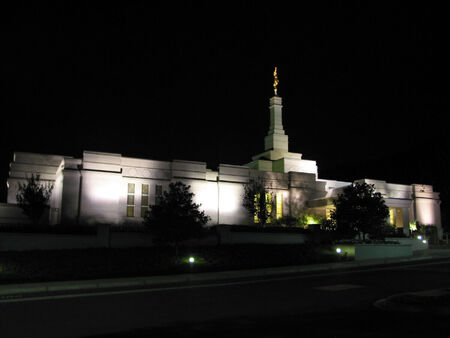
[{"left": 0, "top": 244, "right": 349, "bottom": 285}]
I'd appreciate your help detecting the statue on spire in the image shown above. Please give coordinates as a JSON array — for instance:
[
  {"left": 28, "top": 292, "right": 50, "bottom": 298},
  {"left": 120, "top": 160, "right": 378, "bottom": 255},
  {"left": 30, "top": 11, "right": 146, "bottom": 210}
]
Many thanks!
[{"left": 273, "top": 66, "right": 279, "bottom": 96}]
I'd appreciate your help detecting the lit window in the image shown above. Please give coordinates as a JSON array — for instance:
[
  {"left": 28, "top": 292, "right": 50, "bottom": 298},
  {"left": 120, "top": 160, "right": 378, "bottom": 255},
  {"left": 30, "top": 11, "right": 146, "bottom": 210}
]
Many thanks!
[
  {"left": 389, "top": 208, "right": 395, "bottom": 225},
  {"left": 127, "top": 206, "right": 134, "bottom": 217},
  {"left": 389, "top": 207, "right": 404, "bottom": 228},
  {"left": 276, "top": 193, "right": 283, "bottom": 219},
  {"left": 127, "top": 183, "right": 135, "bottom": 217},
  {"left": 254, "top": 193, "right": 273, "bottom": 224},
  {"left": 141, "top": 184, "right": 149, "bottom": 217}
]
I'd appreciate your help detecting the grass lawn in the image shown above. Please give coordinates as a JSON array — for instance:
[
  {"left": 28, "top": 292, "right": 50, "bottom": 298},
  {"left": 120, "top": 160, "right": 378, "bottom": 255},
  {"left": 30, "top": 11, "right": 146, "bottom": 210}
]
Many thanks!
[{"left": 0, "top": 243, "right": 352, "bottom": 285}]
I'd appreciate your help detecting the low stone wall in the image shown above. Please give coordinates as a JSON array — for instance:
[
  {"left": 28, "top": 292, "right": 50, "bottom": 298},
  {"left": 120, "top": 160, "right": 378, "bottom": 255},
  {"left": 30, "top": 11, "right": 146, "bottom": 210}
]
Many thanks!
[
  {"left": 218, "top": 225, "right": 307, "bottom": 245},
  {"left": 0, "top": 225, "right": 219, "bottom": 251},
  {"left": 0, "top": 203, "right": 51, "bottom": 225},
  {"left": 385, "top": 237, "right": 429, "bottom": 251},
  {"left": 355, "top": 244, "right": 412, "bottom": 261},
  {"left": 0, "top": 203, "right": 31, "bottom": 224},
  {"left": 0, "top": 232, "right": 100, "bottom": 251}
]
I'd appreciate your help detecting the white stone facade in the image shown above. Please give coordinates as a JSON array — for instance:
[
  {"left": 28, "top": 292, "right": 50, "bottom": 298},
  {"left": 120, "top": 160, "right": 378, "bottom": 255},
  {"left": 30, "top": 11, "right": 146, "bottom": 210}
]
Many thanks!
[{"left": 3, "top": 96, "right": 443, "bottom": 238}]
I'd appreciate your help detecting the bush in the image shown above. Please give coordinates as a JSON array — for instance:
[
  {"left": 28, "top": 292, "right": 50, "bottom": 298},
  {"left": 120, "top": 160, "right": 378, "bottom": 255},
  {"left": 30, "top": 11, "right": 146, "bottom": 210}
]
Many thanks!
[
  {"left": 271, "top": 215, "right": 298, "bottom": 227},
  {"left": 297, "top": 214, "right": 324, "bottom": 228},
  {"left": 411, "top": 222, "right": 439, "bottom": 243},
  {"left": 144, "top": 182, "right": 210, "bottom": 252},
  {"left": 16, "top": 174, "right": 54, "bottom": 224},
  {"left": 332, "top": 183, "right": 389, "bottom": 240}
]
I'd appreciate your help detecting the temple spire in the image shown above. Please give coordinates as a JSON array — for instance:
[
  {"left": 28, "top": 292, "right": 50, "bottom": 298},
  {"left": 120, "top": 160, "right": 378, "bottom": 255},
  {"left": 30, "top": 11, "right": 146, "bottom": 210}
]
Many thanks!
[{"left": 264, "top": 67, "right": 288, "bottom": 152}]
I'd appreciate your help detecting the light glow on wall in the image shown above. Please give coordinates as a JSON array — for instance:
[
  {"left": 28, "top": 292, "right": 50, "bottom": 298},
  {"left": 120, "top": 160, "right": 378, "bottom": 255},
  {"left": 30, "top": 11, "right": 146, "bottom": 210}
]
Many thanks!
[
  {"left": 306, "top": 216, "right": 320, "bottom": 225},
  {"left": 195, "top": 183, "right": 218, "bottom": 214},
  {"left": 415, "top": 199, "right": 438, "bottom": 226},
  {"left": 219, "top": 184, "right": 241, "bottom": 213},
  {"left": 88, "top": 180, "right": 121, "bottom": 202}
]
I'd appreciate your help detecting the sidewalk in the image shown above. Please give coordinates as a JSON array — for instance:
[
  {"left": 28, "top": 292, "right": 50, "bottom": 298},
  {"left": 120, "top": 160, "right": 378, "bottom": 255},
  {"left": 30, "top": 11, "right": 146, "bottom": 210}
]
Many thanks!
[{"left": 1, "top": 248, "right": 450, "bottom": 300}]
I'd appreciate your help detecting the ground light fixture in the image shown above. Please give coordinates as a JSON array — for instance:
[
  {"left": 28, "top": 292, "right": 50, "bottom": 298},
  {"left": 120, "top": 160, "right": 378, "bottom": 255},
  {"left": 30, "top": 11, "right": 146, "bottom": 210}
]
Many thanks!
[
  {"left": 422, "top": 240, "right": 427, "bottom": 244},
  {"left": 417, "top": 235, "right": 423, "bottom": 240},
  {"left": 336, "top": 248, "right": 342, "bottom": 254},
  {"left": 188, "top": 257, "right": 195, "bottom": 263}
]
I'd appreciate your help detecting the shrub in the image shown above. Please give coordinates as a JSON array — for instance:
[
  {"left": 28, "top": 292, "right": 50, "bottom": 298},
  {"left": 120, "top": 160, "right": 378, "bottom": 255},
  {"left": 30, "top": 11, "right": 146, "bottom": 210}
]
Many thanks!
[
  {"left": 271, "top": 215, "right": 298, "bottom": 227},
  {"left": 297, "top": 213, "right": 324, "bottom": 228},
  {"left": 331, "top": 182, "right": 389, "bottom": 240},
  {"left": 16, "top": 174, "right": 54, "bottom": 224},
  {"left": 144, "top": 182, "right": 210, "bottom": 253}
]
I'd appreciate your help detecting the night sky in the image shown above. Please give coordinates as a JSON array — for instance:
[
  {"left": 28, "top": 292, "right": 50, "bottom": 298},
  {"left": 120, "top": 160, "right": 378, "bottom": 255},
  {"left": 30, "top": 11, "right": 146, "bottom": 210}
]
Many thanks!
[{"left": 1, "top": 2, "right": 448, "bottom": 214}]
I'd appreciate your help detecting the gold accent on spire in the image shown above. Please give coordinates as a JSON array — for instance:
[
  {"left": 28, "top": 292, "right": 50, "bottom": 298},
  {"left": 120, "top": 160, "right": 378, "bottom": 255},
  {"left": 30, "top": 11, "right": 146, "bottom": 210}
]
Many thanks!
[{"left": 273, "top": 67, "right": 279, "bottom": 96}]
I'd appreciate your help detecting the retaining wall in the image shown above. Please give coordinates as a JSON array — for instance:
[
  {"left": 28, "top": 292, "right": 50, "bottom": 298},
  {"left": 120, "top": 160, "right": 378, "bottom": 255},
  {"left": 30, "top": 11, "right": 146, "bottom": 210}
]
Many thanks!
[
  {"left": 355, "top": 244, "right": 412, "bottom": 261},
  {"left": 385, "top": 237, "right": 428, "bottom": 251}
]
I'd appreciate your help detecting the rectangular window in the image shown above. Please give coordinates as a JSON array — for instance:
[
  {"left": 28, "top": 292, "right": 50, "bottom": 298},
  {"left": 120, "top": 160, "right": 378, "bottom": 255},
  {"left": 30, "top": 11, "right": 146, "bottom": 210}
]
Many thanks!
[
  {"left": 254, "top": 193, "right": 273, "bottom": 224},
  {"left": 389, "top": 208, "right": 395, "bottom": 226},
  {"left": 254, "top": 193, "right": 260, "bottom": 223},
  {"left": 127, "top": 195, "right": 135, "bottom": 205},
  {"left": 389, "top": 207, "right": 404, "bottom": 228},
  {"left": 141, "top": 184, "right": 149, "bottom": 217},
  {"left": 276, "top": 193, "right": 283, "bottom": 219},
  {"left": 127, "top": 183, "right": 135, "bottom": 217},
  {"left": 155, "top": 184, "right": 163, "bottom": 206}
]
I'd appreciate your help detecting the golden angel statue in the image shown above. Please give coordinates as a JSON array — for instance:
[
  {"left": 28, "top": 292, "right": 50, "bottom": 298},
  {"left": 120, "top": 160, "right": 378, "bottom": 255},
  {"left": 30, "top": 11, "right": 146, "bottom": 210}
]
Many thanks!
[{"left": 273, "top": 67, "right": 279, "bottom": 96}]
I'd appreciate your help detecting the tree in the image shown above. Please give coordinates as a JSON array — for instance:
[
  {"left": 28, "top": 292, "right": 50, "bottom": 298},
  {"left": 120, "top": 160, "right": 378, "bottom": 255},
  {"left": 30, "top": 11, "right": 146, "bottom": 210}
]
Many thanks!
[
  {"left": 144, "top": 182, "right": 210, "bottom": 253},
  {"left": 16, "top": 174, "right": 54, "bottom": 224},
  {"left": 331, "top": 182, "right": 389, "bottom": 240},
  {"left": 242, "top": 178, "right": 274, "bottom": 227}
]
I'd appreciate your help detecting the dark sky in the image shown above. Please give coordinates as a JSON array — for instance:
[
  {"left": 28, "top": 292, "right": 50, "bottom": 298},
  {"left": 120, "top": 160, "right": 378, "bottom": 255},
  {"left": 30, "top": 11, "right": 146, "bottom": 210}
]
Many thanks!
[{"left": 1, "top": 1, "right": 448, "bottom": 202}]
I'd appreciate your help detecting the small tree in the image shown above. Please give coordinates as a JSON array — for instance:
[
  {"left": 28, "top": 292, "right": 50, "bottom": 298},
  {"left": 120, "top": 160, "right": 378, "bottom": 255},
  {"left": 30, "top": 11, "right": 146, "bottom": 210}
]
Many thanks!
[
  {"left": 331, "top": 182, "right": 389, "bottom": 241},
  {"left": 144, "top": 182, "right": 210, "bottom": 254},
  {"left": 16, "top": 174, "right": 54, "bottom": 224},
  {"left": 242, "top": 178, "right": 274, "bottom": 227}
]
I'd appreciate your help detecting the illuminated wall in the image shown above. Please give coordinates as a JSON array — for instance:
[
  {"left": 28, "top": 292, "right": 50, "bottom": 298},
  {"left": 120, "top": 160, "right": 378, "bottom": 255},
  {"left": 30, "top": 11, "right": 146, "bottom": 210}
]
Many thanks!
[
  {"left": 413, "top": 185, "right": 442, "bottom": 232},
  {"left": 3, "top": 151, "right": 443, "bottom": 239}
]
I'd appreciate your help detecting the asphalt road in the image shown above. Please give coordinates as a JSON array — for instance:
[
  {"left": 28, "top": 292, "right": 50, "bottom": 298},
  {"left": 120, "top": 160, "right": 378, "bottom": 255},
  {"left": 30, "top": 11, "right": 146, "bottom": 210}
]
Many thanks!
[{"left": 1, "top": 259, "right": 450, "bottom": 338}]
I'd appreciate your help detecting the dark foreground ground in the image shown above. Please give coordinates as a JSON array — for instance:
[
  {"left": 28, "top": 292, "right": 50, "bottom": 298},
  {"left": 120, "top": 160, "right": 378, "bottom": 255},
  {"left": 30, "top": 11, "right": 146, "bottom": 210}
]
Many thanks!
[
  {"left": 87, "top": 310, "right": 448, "bottom": 338},
  {"left": 1, "top": 258, "right": 450, "bottom": 338}
]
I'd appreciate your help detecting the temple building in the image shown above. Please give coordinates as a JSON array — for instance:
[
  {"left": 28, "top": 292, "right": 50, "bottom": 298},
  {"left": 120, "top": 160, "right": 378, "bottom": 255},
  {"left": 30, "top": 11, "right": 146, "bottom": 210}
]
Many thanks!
[{"left": 1, "top": 72, "right": 443, "bottom": 238}]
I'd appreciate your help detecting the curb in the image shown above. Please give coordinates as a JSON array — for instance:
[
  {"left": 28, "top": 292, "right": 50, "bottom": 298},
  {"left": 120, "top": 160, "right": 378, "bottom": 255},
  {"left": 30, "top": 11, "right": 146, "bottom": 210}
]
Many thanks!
[
  {"left": 374, "top": 289, "right": 450, "bottom": 316},
  {"left": 1, "top": 253, "right": 450, "bottom": 299}
]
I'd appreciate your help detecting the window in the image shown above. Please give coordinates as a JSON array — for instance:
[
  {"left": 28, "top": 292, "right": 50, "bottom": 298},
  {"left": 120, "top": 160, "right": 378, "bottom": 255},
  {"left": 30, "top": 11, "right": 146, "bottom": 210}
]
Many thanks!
[
  {"left": 389, "top": 207, "right": 404, "bottom": 227},
  {"left": 141, "top": 184, "right": 149, "bottom": 217},
  {"left": 127, "top": 183, "right": 135, "bottom": 217},
  {"left": 155, "top": 185, "right": 163, "bottom": 205},
  {"left": 254, "top": 193, "right": 273, "bottom": 224},
  {"left": 275, "top": 193, "right": 283, "bottom": 219}
]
